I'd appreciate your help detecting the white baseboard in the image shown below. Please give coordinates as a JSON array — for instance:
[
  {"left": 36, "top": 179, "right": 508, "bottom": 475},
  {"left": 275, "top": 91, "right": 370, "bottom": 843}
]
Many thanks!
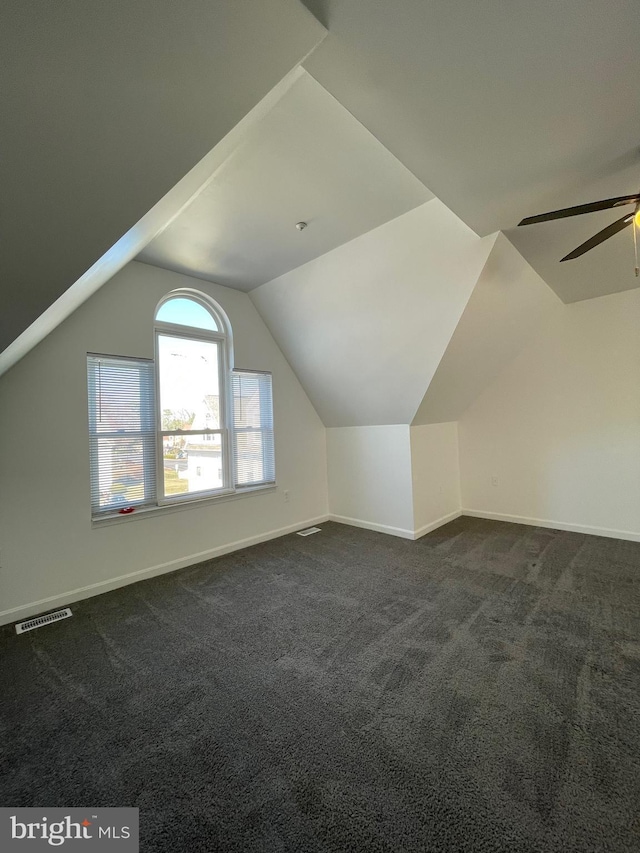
[
  {"left": 462, "top": 508, "right": 640, "bottom": 543},
  {"left": 0, "top": 514, "right": 330, "bottom": 628},
  {"left": 6, "top": 508, "right": 636, "bottom": 629},
  {"left": 414, "top": 510, "right": 462, "bottom": 539},
  {"left": 329, "top": 510, "right": 461, "bottom": 541},
  {"left": 329, "top": 514, "right": 415, "bottom": 540}
]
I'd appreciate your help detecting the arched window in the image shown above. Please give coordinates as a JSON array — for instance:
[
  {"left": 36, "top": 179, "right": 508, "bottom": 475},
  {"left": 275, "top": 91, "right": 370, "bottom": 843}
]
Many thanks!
[
  {"left": 154, "top": 290, "right": 232, "bottom": 502},
  {"left": 87, "top": 289, "right": 274, "bottom": 517}
]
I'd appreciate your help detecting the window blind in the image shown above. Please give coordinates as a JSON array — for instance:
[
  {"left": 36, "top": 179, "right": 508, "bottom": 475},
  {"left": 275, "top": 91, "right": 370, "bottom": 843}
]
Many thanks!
[
  {"left": 231, "top": 370, "right": 275, "bottom": 488},
  {"left": 87, "top": 354, "right": 156, "bottom": 515}
]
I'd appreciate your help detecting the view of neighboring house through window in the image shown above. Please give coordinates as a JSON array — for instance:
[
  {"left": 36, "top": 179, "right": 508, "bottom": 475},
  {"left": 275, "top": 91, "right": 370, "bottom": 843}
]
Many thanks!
[
  {"left": 157, "top": 332, "right": 225, "bottom": 498},
  {"left": 87, "top": 290, "right": 275, "bottom": 517}
]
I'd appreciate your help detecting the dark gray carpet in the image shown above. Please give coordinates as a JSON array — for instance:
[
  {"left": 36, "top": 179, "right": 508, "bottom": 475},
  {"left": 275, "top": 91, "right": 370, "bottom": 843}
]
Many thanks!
[{"left": 2, "top": 517, "right": 640, "bottom": 852}]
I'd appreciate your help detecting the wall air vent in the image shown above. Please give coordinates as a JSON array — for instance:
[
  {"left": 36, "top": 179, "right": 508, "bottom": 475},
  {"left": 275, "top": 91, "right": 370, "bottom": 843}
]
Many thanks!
[
  {"left": 15, "top": 608, "right": 73, "bottom": 634},
  {"left": 297, "top": 527, "right": 322, "bottom": 536}
]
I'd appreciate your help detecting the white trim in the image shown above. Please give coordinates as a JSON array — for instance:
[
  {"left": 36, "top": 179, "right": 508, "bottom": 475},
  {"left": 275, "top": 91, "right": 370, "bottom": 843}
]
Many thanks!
[
  {"left": 329, "top": 510, "right": 461, "bottom": 540},
  {"left": 329, "top": 514, "right": 415, "bottom": 540},
  {"left": 92, "top": 484, "right": 276, "bottom": 526},
  {"left": 154, "top": 288, "right": 232, "bottom": 340},
  {"left": 155, "top": 313, "right": 232, "bottom": 505},
  {"left": 0, "top": 514, "right": 330, "bottom": 628},
  {"left": 413, "top": 510, "right": 462, "bottom": 539},
  {"left": 462, "top": 509, "right": 640, "bottom": 543},
  {"left": 6, "top": 508, "right": 636, "bottom": 628}
]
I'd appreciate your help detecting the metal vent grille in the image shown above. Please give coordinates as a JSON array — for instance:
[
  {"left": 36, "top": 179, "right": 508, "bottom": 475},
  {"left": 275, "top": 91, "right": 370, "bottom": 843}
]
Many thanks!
[
  {"left": 297, "top": 527, "right": 322, "bottom": 537},
  {"left": 15, "top": 608, "right": 73, "bottom": 634}
]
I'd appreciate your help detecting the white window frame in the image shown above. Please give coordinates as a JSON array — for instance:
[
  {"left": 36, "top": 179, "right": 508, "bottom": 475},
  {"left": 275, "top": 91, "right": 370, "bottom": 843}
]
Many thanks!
[
  {"left": 154, "top": 289, "right": 234, "bottom": 505},
  {"left": 87, "top": 353, "right": 157, "bottom": 515},
  {"left": 153, "top": 287, "right": 236, "bottom": 506},
  {"left": 89, "top": 289, "right": 275, "bottom": 521}
]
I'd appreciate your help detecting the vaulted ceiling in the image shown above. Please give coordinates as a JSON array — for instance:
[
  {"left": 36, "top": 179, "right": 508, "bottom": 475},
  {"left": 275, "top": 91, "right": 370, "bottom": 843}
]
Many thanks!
[
  {"left": 4, "top": 0, "right": 640, "bottom": 391},
  {"left": 251, "top": 200, "right": 497, "bottom": 426},
  {"left": 300, "top": 0, "right": 640, "bottom": 302},
  {"left": 139, "top": 0, "right": 640, "bottom": 306},
  {"left": 1, "top": 0, "right": 324, "bottom": 352},
  {"left": 139, "top": 71, "right": 431, "bottom": 289}
]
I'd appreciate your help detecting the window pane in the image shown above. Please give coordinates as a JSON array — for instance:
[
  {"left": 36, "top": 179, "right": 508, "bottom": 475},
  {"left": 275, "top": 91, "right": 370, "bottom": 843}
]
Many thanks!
[
  {"left": 93, "top": 435, "right": 154, "bottom": 510},
  {"left": 234, "top": 430, "right": 274, "bottom": 485},
  {"left": 92, "top": 362, "right": 152, "bottom": 433},
  {"left": 158, "top": 335, "right": 221, "bottom": 430},
  {"left": 87, "top": 355, "right": 156, "bottom": 515},
  {"left": 163, "top": 433, "right": 224, "bottom": 496},
  {"left": 232, "top": 371, "right": 275, "bottom": 487},
  {"left": 156, "top": 297, "right": 218, "bottom": 331}
]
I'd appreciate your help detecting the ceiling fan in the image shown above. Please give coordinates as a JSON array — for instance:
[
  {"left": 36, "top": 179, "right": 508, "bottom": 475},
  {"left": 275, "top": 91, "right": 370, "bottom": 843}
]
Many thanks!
[{"left": 518, "top": 192, "right": 640, "bottom": 272}]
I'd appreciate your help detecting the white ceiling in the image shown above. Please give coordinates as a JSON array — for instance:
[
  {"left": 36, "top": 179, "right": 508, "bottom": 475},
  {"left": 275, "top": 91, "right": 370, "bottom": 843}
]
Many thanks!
[
  {"left": 251, "top": 200, "right": 495, "bottom": 427},
  {"left": 1, "top": 0, "right": 324, "bottom": 351},
  {"left": 301, "top": 0, "right": 640, "bottom": 302},
  {"left": 6, "top": 0, "right": 640, "bottom": 376},
  {"left": 504, "top": 156, "right": 640, "bottom": 302},
  {"left": 138, "top": 71, "right": 432, "bottom": 290}
]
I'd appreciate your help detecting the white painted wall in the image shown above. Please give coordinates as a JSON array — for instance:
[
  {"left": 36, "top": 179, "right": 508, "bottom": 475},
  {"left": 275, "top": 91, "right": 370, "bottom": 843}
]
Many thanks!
[
  {"left": 459, "top": 287, "right": 640, "bottom": 541},
  {"left": 410, "top": 423, "right": 461, "bottom": 535},
  {"left": 0, "top": 262, "right": 328, "bottom": 624},
  {"left": 327, "top": 423, "right": 462, "bottom": 539},
  {"left": 327, "top": 425, "right": 414, "bottom": 537},
  {"left": 251, "top": 200, "right": 496, "bottom": 426},
  {"left": 413, "top": 234, "right": 560, "bottom": 424}
]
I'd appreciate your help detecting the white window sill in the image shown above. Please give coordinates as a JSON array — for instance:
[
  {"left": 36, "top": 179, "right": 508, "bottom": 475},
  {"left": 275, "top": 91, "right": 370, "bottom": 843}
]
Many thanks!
[{"left": 91, "top": 483, "right": 277, "bottom": 527}]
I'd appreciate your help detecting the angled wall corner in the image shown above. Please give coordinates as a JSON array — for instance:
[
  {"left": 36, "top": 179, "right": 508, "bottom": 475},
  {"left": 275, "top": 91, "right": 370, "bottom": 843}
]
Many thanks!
[
  {"left": 327, "top": 425, "right": 414, "bottom": 537},
  {"left": 410, "top": 423, "right": 461, "bottom": 537},
  {"left": 326, "top": 421, "right": 462, "bottom": 540},
  {"left": 405, "top": 236, "right": 561, "bottom": 541},
  {"left": 412, "top": 233, "right": 561, "bottom": 426},
  {"left": 251, "top": 199, "right": 496, "bottom": 428}
]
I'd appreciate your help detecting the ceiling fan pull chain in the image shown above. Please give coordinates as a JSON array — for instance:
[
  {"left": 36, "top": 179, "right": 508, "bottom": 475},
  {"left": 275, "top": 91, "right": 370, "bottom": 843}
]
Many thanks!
[{"left": 634, "top": 215, "right": 639, "bottom": 277}]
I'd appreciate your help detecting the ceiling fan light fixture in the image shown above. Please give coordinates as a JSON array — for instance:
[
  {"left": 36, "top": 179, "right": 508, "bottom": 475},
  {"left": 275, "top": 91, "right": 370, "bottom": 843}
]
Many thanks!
[{"left": 521, "top": 191, "right": 640, "bottom": 265}]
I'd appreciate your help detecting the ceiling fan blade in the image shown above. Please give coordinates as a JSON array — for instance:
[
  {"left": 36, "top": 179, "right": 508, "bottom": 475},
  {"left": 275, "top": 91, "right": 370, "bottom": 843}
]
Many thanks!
[
  {"left": 518, "top": 194, "right": 639, "bottom": 226},
  {"left": 560, "top": 213, "right": 634, "bottom": 262}
]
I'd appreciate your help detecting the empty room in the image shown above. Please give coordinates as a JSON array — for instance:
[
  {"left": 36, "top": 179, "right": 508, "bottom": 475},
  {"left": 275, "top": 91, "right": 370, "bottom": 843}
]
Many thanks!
[{"left": 1, "top": 2, "right": 639, "bottom": 851}]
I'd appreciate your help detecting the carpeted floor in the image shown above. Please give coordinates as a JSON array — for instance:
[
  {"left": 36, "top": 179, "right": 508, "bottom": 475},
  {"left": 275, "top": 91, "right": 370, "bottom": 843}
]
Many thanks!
[{"left": 2, "top": 517, "right": 640, "bottom": 852}]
